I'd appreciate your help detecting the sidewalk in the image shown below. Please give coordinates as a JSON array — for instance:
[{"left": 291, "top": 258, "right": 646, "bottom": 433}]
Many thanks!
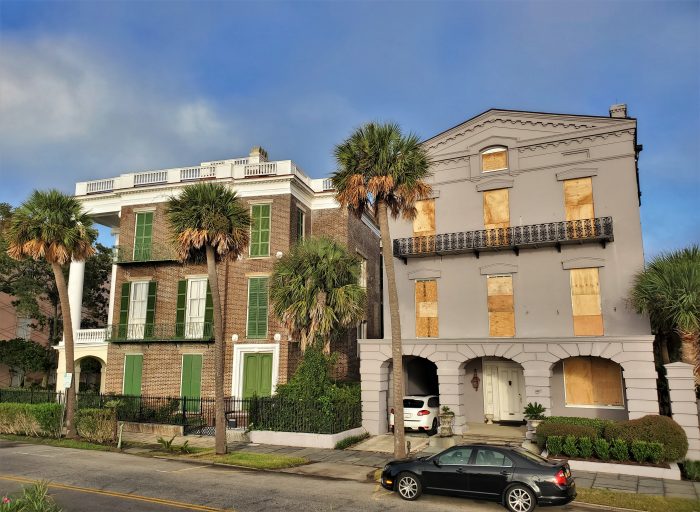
[{"left": 121, "top": 431, "right": 700, "bottom": 500}]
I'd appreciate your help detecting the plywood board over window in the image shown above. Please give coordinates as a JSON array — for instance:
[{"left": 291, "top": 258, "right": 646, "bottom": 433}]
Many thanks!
[
  {"left": 413, "top": 199, "right": 435, "bottom": 253},
  {"left": 564, "top": 356, "right": 623, "bottom": 407},
  {"left": 570, "top": 268, "right": 604, "bottom": 336},
  {"left": 487, "top": 275, "right": 515, "bottom": 337},
  {"left": 415, "top": 280, "right": 438, "bottom": 338},
  {"left": 564, "top": 177, "right": 596, "bottom": 238},
  {"left": 483, "top": 188, "right": 510, "bottom": 246},
  {"left": 482, "top": 148, "right": 508, "bottom": 172}
]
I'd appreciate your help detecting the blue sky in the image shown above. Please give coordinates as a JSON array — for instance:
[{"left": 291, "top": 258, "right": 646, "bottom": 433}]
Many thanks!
[{"left": 0, "top": 0, "right": 698, "bottom": 256}]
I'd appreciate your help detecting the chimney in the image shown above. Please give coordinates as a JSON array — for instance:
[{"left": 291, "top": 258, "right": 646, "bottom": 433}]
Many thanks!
[
  {"left": 609, "top": 104, "right": 628, "bottom": 118},
  {"left": 248, "top": 146, "right": 269, "bottom": 163}
]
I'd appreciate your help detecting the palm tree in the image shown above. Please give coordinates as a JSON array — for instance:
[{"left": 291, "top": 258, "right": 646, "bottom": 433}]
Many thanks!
[
  {"left": 332, "top": 122, "right": 431, "bottom": 458},
  {"left": 166, "top": 183, "right": 250, "bottom": 455},
  {"left": 6, "top": 190, "right": 97, "bottom": 436},
  {"left": 270, "top": 237, "right": 366, "bottom": 354},
  {"left": 630, "top": 245, "right": 700, "bottom": 381}
]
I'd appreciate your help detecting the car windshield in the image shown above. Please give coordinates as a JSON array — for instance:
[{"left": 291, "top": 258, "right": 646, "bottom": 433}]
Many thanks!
[
  {"left": 514, "top": 448, "right": 550, "bottom": 464},
  {"left": 403, "top": 399, "right": 424, "bottom": 408}
]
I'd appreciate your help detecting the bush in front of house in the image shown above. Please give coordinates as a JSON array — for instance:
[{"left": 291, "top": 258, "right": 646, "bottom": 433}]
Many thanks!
[
  {"left": 0, "top": 403, "right": 62, "bottom": 438},
  {"left": 610, "top": 438, "right": 629, "bottom": 461},
  {"left": 536, "top": 421, "right": 597, "bottom": 446},
  {"left": 75, "top": 408, "right": 116, "bottom": 444},
  {"left": 546, "top": 435, "right": 563, "bottom": 456},
  {"left": 603, "top": 415, "right": 688, "bottom": 462},
  {"left": 542, "top": 416, "right": 614, "bottom": 438},
  {"left": 562, "top": 435, "right": 579, "bottom": 458},
  {"left": 578, "top": 437, "right": 594, "bottom": 459},
  {"left": 593, "top": 438, "right": 610, "bottom": 461}
]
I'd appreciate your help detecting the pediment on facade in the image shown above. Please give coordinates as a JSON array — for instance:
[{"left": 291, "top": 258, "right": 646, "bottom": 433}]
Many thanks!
[
  {"left": 423, "top": 109, "right": 628, "bottom": 157},
  {"left": 479, "top": 263, "right": 518, "bottom": 275},
  {"left": 408, "top": 268, "right": 442, "bottom": 280},
  {"left": 476, "top": 178, "right": 514, "bottom": 192},
  {"left": 561, "top": 257, "right": 605, "bottom": 270}
]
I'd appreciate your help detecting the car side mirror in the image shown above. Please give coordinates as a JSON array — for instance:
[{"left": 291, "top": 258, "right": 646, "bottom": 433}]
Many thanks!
[{"left": 433, "top": 459, "right": 441, "bottom": 467}]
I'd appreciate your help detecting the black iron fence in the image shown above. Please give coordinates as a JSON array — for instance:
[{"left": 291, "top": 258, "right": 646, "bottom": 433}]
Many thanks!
[
  {"left": 0, "top": 389, "right": 362, "bottom": 436},
  {"left": 393, "top": 217, "right": 614, "bottom": 259}
]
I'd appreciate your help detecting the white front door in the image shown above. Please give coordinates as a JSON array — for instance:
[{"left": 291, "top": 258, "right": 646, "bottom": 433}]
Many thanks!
[
  {"left": 128, "top": 282, "right": 149, "bottom": 339},
  {"left": 482, "top": 361, "right": 525, "bottom": 421},
  {"left": 186, "top": 278, "right": 207, "bottom": 339}
]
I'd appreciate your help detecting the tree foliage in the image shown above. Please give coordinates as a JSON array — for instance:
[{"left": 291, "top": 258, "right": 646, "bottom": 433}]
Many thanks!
[
  {"left": 270, "top": 237, "right": 366, "bottom": 353},
  {"left": 0, "top": 338, "right": 55, "bottom": 387}
]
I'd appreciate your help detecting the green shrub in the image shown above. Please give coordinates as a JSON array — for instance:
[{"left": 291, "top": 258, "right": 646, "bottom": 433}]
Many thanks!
[
  {"left": 0, "top": 403, "right": 62, "bottom": 438},
  {"left": 630, "top": 440, "right": 650, "bottom": 463},
  {"left": 648, "top": 442, "right": 664, "bottom": 465},
  {"left": 536, "top": 422, "right": 597, "bottom": 446},
  {"left": 523, "top": 402, "right": 546, "bottom": 420},
  {"left": 604, "top": 415, "right": 687, "bottom": 462},
  {"left": 563, "top": 435, "right": 579, "bottom": 458},
  {"left": 546, "top": 435, "right": 563, "bottom": 456},
  {"left": 681, "top": 460, "right": 700, "bottom": 481},
  {"left": 1, "top": 481, "right": 61, "bottom": 512},
  {"left": 335, "top": 432, "right": 369, "bottom": 450},
  {"left": 542, "top": 416, "right": 613, "bottom": 437},
  {"left": 593, "top": 438, "right": 610, "bottom": 461},
  {"left": 610, "top": 438, "right": 629, "bottom": 461},
  {"left": 579, "top": 437, "right": 594, "bottom": 459},
  {"left": 75, "top": 408, "right": 116, "bottom": 444}
]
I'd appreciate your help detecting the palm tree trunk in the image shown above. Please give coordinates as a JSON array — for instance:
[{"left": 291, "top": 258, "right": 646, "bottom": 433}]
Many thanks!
[
  {"left": 678, "top": 329, "right": 700, "bottom": 384},
  {"left": 206, "top": 245, "right": 227, "bottom": 455},
  {"left": 51, "top": 262, "right": 77, "bottom": 438},
  {"left": 377, "top": 201, "right": 406, "bottom": 459}
]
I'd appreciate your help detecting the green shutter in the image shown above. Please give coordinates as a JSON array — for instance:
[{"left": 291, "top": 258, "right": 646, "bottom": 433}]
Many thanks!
[
  {"left": 250, "top": 204, "right": 271, "bottom": 257},
  {"left": 134, "top": 212, "right": 153, "bottom": 261},
  {"left": 145, "top": 281, "right": 157, "bottom": 339},
  {"left": 204, "top": 281, "right": 213, "bottom": 339},
  {"left": 123, "top": 355, "right": 143, "bottom": 396},
  {"left": 242, "top": 353, "right": 273, "bottom": 398},
  {"left": 181, "top": 355, "right": 202, "bottom": 412},
  {"left": 247, "top": 277, "right": 268, "bottom": 339},
  {"left": 118, "top": 283, "right": 130, "bottom": 339},
  {"left": 175, "top": 280, "right": 187, "bottom": 338}
]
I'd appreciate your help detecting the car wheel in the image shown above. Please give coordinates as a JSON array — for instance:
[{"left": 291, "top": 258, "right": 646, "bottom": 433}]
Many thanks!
[
  {"left": 396, "top": 472, "right": 422, "bottom": 501},
  {"left": 504, "top": 484, "right": 536, "bottom": 512},
  {"left": 429, "top": 418, "right": 438, "bottom": 436}
]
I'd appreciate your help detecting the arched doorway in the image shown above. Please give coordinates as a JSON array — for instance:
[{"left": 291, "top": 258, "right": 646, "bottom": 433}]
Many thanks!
[
  {"left": 78, "top": 357, "right": 103, "bottom": 393},
  {"left": 480, "top": 357, "right": 525, "bottom": 423}
]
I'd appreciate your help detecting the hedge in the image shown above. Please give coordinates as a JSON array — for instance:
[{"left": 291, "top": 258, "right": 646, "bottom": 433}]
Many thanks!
[
  {"left": 0, "top": 403, "right": 62, "bottom": 438},
  {"left": 604, "top": 415, "right": 688, "bottom": 462},
  {"left": 75, "top": 408, "right": 116, "bottom": 444},
  {"left": 542, "top": 416, "right": 614, "bottom": 437},
  {"left": 537, "top": 422, "right": 597, "bottom": 445}
]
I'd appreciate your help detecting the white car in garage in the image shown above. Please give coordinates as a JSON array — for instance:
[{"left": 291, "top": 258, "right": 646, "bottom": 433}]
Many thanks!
[{"left": 389, "top": 395, "right": 440, "bottom": 435}]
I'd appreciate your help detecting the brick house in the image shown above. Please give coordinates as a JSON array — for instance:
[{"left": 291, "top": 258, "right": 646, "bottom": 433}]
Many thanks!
[
  {"left": 359, "top": 105, "right": 660, "bottom": 435},
  {"left": 55, "top": 147, "right": 381, "bottom": 399}
]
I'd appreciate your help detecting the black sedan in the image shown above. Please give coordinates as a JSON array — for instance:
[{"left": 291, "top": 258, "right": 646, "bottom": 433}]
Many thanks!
[{"left": 380, "top": 444, "right": 576, "bottom": 512}]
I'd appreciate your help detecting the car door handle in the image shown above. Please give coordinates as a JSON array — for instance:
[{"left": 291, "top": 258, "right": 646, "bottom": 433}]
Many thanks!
[
  {"left": 456, "top": 467, "right": 466, "bottom": 474},
  {"left": 500, "top": 470, "right": 512, "bottom": 476}
]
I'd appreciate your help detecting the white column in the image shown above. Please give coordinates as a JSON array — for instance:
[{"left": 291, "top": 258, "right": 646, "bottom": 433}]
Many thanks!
[
  {"left": 665, "top": 362, "right": 700, "bottom": 460},
  {"left": 436, "top": 360, "right": 466, "bottom": 434},
  {"left": 67, "top": 260, "right": 86, "bottom": 336},
  {"left": 107, "top": 229, "right": 119, "bottom": 326}
]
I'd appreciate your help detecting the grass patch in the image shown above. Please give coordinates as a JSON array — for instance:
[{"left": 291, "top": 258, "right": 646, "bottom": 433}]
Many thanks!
[
  {"left": 576, "top": 488, "right": 700, "bottom": 512},
  {"left": 0, "top": 434, "right": 112, "bottom": 452},
  {"left": 213, "top": 452, "right": 307, "bottom": 470},
  {"left": 335, "top": 432, "right": 369, "bottom": 450}
]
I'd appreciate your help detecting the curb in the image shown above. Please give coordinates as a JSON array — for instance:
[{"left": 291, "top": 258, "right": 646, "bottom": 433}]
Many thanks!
[{"left": 572, "top": 501, "right": 647, "bottom": 512}]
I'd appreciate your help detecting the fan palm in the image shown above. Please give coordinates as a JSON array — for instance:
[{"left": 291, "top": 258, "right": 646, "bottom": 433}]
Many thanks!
[
  {"left": 270, "top": 237, "right": 366, "bottom": 354},
  {"left": 166, "top": 183, "right": 251, "bottom": 455},
  {"left": 6, "top": 190, "right": 97, "bottom": 436},
  {"left": 332, "top": 122, "right": 431, "bottom": 458},
  {"left": 630, "top": 245, "right": 700, "bottom": 381}
]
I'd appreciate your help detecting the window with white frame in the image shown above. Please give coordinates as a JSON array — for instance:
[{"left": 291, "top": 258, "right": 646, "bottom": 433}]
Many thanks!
[
  {"left": 128, "top": 282, "right": 149, "bottom": 339},
  {"left": 186, "top": 278, "right": 208, "bottom": 339},
  {"left": 358, "top": 257, "right": 367, "bottom": 288},
  {"left": 15, "top": 317, "right": 32, "bottom": 340},
  {"left": 481, "top": 146, "right": 509, "bottom": 172}
]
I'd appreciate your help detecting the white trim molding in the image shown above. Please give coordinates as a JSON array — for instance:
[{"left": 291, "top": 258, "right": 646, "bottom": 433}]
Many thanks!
[{"left": 231, "top": 342, "right": 280, "bottom": 398}]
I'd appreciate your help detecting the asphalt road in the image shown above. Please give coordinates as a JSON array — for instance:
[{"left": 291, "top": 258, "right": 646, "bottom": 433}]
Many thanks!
[{"left": 0, "top": 440, "right": 591, "bottom": 512}]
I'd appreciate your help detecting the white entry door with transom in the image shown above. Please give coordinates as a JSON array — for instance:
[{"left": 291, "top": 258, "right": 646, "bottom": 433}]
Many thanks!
[
  {"left": 482, "top": 360, "right": 525, "bottom": 422},
  {"left": 186, "top": 278, "right": 207, "bottom": 339}
]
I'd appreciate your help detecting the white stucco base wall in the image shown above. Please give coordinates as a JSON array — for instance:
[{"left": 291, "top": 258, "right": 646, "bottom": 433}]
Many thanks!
[
  {"left": 249, "top": 427, "right": 367, "bottom": 449},
  {"left": 567, "top": 460, "right": 681, "bottom": 480},
  {"left": 359, "top": 337, "right": 658, "bottom": 436}
]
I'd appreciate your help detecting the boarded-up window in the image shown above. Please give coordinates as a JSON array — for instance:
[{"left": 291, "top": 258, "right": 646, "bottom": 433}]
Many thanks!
[
  {"left": 483, "top": 188, "right": 510, "bottom": 246},
  {"left": 415, "top": 280, "right": 438, "bottom": 338},
  {"left": 482, "top": 147, "right": 508, "bottom": 172},
  {"left": 413, "top": 199, "right": 435, "bottom": 253},
  {"left": 569, "top": 268, "right": 604, "bottom": 336},
  {"left": 564, "top": 357, "right": 624, "bottom": 406},
  {"left": 487, "top": 275, "right": 514, "bottom": 337},
  {"left": 564, "top": 178, "right": 596, "bottom": 238}
]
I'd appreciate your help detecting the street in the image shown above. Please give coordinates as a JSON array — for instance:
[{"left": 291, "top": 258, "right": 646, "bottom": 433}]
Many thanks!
[{"left": 0, "top": 440, "right": 597, "bottom": 512}]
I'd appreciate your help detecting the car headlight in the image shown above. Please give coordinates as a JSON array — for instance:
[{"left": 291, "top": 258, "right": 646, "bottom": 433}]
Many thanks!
[{"left": 383, "top": 464, "right": 391, "bottom": 472}]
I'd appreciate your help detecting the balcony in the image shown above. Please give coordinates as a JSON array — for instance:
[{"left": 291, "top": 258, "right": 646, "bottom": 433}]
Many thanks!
[
  {"left": 113, "top": 245, "right": 178, "bottom": 265},
  {"left": 393, "top": 217, "right": 613, "bottom": 261},
  {"left": 107, "top": 323, "right": 214, "bottom": 343},
  {"left": 75, "top": 328, "right": 108, "bottom": 344}
]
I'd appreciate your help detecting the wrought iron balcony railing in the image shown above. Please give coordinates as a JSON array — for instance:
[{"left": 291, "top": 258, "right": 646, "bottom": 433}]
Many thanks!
[
  {"left": 107, "top": 322, "right": 214, "bottom": 343},
  {"left": 113, "top": 245, "right": 178, "bottom": 264},
  {"left": 393, "top": 217, "right": 613, "bottom": 260}
]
